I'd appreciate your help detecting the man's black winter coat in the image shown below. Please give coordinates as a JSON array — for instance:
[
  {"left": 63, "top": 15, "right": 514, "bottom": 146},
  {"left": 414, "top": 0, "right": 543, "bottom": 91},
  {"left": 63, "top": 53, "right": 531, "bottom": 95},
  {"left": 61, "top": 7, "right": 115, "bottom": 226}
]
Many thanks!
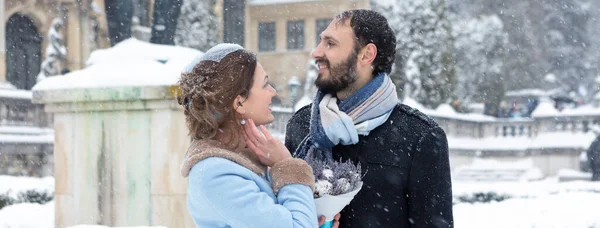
[
  {"left": 587, "top": 134, "right": 600, "bottom": 181},
  {"left": 285, "top": 104, "right": 454, "bottom": 228}
]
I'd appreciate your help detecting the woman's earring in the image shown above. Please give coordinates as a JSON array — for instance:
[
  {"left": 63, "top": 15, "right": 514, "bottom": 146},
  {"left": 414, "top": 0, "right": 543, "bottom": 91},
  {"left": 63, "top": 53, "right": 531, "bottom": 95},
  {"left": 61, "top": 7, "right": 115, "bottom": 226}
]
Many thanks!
[{"left": 240, "top": 115, "right": 246, "bottom": 125}]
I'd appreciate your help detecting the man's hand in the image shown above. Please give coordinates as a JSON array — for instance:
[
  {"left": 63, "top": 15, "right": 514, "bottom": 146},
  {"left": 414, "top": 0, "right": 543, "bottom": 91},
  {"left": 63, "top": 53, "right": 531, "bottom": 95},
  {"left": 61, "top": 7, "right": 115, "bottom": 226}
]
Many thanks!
[{"left": 318, "top": 214, "right": 341, "bottom": 228}]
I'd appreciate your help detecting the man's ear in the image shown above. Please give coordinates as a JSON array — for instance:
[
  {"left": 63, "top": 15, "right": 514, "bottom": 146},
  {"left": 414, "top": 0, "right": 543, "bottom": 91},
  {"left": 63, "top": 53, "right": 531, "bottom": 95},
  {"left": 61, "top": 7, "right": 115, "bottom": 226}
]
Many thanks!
[
  {"left": 360, "top": 43, "right": 377, "bottom": 66},
  {"left": 233, "top": 95, "right": 246, "bottom": 115}
]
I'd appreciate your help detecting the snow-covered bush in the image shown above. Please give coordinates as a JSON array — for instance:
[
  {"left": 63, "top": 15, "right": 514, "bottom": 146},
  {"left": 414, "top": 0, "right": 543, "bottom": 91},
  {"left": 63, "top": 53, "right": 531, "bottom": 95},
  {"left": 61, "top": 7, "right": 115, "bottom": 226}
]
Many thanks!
[
  {"left": 0, "top": 189, "right": 53, "bottom": 210},
  {"left": 0, "top": 176, "right": 54, "bottom": 210},
  {"left": 454, "top": 192, "right": 513, "bottom": 204}
]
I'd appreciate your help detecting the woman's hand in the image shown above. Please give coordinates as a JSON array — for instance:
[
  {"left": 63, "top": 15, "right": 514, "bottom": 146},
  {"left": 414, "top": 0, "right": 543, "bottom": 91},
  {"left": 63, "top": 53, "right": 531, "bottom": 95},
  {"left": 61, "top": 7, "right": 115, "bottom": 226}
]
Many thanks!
[
  {"left": 318, "top": 214, "right": 341, "bottom": 227},
  {"left": 243, "top": 119, "right": 292, "bottom": 167}
]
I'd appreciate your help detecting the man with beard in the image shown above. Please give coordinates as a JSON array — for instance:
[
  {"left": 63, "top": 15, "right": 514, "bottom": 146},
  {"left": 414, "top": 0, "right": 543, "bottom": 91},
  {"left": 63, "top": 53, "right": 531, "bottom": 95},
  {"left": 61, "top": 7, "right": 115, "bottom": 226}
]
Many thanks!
[{"left": 285, "top": 10, "right": 454, "bottom": 227}]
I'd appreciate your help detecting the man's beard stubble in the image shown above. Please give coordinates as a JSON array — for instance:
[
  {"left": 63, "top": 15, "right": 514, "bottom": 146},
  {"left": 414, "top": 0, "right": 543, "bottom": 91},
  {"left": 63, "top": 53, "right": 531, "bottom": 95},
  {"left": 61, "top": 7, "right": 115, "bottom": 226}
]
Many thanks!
[{"left": 314, "top": 51, "right": 359, "bottom": 93}]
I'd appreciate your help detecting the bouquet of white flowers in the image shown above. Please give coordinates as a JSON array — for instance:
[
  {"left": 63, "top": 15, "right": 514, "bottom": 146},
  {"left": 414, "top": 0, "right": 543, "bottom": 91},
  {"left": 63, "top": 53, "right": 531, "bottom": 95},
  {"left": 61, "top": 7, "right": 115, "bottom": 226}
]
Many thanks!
[{"left": 307, "top": 157, "right": 363, "bottom": 228}]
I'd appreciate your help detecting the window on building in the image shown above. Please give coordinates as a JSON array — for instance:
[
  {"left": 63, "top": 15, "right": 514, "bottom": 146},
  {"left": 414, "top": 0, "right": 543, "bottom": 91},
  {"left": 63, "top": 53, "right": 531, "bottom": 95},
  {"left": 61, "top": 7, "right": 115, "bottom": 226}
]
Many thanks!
[
  {"left": 287, "top": 20, "right": 305, "bottom": 50},
  {"left": 259, "top": 22, "right": 276, "bottom": 52},
  {"left": 315, "top": 18, "right": 332, "bottom": 46}
]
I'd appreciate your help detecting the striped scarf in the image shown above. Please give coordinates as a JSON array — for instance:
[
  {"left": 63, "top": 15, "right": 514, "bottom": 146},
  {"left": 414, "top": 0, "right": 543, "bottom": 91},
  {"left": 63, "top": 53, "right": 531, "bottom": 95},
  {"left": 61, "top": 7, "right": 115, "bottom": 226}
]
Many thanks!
[{"left": 293, "top": 72, "right": 399, "bottom": 161}]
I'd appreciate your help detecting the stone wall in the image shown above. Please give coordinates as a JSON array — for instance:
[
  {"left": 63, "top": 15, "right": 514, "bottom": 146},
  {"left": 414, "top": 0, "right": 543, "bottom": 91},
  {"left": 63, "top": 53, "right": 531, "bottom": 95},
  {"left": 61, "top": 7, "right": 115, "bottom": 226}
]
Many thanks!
[{"left": 34, "top": 85, "right": 194, "bottom": 228}]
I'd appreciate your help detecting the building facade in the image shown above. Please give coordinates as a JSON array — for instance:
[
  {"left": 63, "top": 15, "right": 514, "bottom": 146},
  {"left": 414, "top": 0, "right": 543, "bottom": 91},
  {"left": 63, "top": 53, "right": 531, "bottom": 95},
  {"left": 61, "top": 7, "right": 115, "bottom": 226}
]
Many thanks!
[
  {"left": 1, "top": 0, "right": 111, "bottom": 176},
  {"left": 215, "top": 0, "right": 370, "bottom": 106},
  {"left": 1, "top": 0, "right": 111, "bottom": 87},
  {"left": 0, "top": 0, "right": 371, "bottom": 175},
  {"left": 0, "top": 0, "right": 166, "bottom": 176}
]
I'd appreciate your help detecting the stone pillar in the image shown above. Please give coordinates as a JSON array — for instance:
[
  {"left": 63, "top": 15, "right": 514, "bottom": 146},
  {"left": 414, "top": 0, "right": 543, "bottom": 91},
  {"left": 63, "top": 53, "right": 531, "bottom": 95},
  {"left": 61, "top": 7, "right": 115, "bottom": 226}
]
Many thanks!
[
  {"left": 276, "top": 18, "right": 286, "bottom": 52},
  {"left": 65, "top": 2, "right": 84, "bottom": 71},
  {"left": 92, "top": 0, "right": 111, "bottom": 49},
  {"left": 79, "top": 8, "right": 93, "bottom": 66},
  {"left": 33, "top": 85, "right": 194, "bottom": 227},
  {"left": 243, "top": 0, "right": 250, "bottom": 49},
  {"left": 305, "top": 18, "right": 316, "bottom": 52}
]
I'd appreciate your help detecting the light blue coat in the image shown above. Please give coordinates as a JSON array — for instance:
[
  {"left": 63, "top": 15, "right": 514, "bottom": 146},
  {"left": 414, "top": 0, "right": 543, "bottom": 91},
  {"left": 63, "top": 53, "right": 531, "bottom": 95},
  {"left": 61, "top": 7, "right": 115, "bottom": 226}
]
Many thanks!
[{"left": 186, "top": 157, "right": 319, "bottom": 228}]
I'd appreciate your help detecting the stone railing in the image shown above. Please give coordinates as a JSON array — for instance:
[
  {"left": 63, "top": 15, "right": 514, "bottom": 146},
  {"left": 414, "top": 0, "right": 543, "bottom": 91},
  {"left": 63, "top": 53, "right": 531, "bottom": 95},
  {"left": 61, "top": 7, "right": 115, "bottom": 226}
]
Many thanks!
[
  {"left": 426, "top": 112, "right": 598, "bottom": 177},
  {"left": 490, "top": 119, "right": 536, "bottom": 138},
  {"left": 0, "top": 89, "right": 53, "bottom": 176},
  {"left": 536, "top": 115, "right": 600, "bottom": 134},
  {"left": 434, "top": 118, "right": 485, "bottom": 138},
  {"left": 0, "top": 89, "right": 51, "bottom": 127},
  {"left": 266, "top": 106, "right": 294, "bottom": 140},
  {"left": 429, "top": 115, "right": 597, "bottom": 139},
  {"left": 270, "top": 105, "right": 599, "bottom": 177},
  {"left": 269, "top": 106, "right": 592, "bottom": 139}
]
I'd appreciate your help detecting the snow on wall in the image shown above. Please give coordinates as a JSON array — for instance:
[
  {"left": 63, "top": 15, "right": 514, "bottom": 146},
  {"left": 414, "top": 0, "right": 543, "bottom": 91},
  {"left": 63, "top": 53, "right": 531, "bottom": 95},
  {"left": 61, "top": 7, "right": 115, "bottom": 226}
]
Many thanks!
[
  {"left": 33, "top": 39, "right": 202, "bottom": 91},
  {"left": 0, "top": 89, "right": 33, "bottom": 100}
]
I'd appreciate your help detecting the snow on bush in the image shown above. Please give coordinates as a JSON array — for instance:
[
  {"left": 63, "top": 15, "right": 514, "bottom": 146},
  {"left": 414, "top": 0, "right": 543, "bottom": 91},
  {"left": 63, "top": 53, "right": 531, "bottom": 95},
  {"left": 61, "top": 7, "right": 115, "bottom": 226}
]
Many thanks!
[{"left": 0, "top": 176, "right": 54, "bottom": 210}]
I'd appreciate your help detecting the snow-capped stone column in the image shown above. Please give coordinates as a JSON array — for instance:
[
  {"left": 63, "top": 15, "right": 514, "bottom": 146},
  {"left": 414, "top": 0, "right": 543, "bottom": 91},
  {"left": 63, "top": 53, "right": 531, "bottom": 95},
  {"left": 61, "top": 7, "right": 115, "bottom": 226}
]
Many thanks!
[
  {"left": 33, "top": 84, "right": 193, "bottom": 227},
  {"left": 31, "top": 39, "right": 201, "bottom": 228}
]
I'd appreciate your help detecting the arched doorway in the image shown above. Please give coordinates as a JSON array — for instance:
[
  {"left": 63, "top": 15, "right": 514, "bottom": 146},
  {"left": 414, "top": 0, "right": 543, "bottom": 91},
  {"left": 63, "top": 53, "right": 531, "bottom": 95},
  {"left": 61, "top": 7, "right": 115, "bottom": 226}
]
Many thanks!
[{"left": 6, "top": 13, "right": 42, "bottom": 90}]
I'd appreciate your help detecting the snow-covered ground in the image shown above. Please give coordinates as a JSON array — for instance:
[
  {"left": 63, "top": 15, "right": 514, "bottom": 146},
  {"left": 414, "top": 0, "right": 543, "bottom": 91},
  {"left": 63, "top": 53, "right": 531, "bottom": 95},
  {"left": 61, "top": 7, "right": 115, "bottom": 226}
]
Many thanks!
[
  {"left": 0, "top": 201, "right": 54, "bottom": 228},
  {"left": 1, "top": 175, "right": 599, "bottom": 227},
  {"left": 453, "top": 178, "right": 600, "bottom": 228},
  {"left": 454, "top": 191, "right": 600, "bottom": 228}
]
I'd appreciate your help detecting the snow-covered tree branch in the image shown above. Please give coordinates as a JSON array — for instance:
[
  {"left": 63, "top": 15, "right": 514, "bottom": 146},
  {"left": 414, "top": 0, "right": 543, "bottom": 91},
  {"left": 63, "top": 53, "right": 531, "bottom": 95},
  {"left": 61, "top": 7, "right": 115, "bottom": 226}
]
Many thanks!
[{"left": 174, "top": 0, "right": 218, "bottom": 51}]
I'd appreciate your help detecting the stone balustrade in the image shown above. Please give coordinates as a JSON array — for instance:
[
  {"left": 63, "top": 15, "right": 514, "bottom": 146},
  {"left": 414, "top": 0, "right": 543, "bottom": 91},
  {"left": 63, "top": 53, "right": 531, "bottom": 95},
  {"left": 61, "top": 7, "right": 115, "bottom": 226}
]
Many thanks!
[{"left": 0, "top": 89, "right": 53, "bottom": 176}]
